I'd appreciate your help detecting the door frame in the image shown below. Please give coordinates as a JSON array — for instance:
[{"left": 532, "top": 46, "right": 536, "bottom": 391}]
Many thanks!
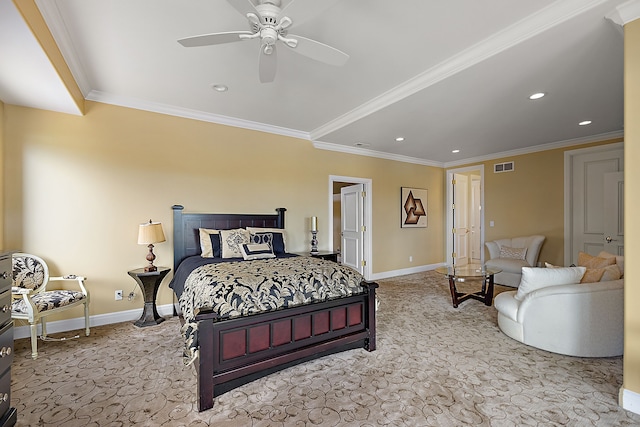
[
  {"left": 563, "top": 142, "right": 624, "bottom": 264},
  {"left": 445, "top": 165, "right": 485, "bottom": 266},
  {"left": 329, "top": 175, "right": 372, "bottom": 280}
]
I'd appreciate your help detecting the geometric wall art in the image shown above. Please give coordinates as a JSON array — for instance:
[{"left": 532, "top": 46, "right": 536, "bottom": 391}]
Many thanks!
[{"left": 401, "top": 187, "right": 427, "bottom": 228}]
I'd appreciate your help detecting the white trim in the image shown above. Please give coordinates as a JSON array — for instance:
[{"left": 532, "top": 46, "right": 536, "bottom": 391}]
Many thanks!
[
  {"left": 328, "top": 175, "right": 373, "bottom": 281},
  {"left": 563, "top": 141, "right": 624, "bottom": 264},
  {"left": 442, "top": 130, "right": 624, "bottom": 168},
  {"left": 620, "top": 387, "right": 640, "bottom": 415},
  {"left": 606, "top": 0, "right": 640, "bottom": 26},
  {"left": 310, "top": 0, "right": 611, "bottom": 141},
  {"left": 13, "top": 304, "right": 174, "bottom": 340},
  {"left": 445, "top": 165, "right": 485, "bottom": 267},
  {"left": 86, "top": 90, "right": 311, "bottom": 141},
  {"left": 314, "top": 141, "right": 444, "bottom": 167},
  {"left": 370, "top": 263, "right": 444, "bottom": 281}
]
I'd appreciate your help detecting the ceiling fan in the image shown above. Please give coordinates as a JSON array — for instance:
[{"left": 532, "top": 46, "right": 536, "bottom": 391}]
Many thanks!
[{"left": 178, "top": 0, "right": 349, "bottom": 83}]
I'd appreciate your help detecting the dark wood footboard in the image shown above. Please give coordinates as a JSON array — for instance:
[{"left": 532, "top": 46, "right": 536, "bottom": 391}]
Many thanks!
[{"left": 195, "top": 281, "right": 378, "bottom": 412}]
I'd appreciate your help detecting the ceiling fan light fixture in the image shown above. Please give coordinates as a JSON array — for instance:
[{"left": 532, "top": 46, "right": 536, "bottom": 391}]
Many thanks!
[{"left": 529, "top": 92, "right": 545, "bottom": 100}]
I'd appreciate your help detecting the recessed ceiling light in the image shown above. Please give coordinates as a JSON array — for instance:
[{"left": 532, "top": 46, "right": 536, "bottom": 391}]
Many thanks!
[
  {"left": 211, "top": 84, "right": 228, "bottom": 92},
  {"left": 578, "top": 120, "right": 592, "bottom": 126},
  {"left": 395, "top": 137, "right": 404, "bottom": 142},
  {"left": 452, "top": 149, "right": 460, "bottom": 153},
  {"left": 529, "top": 92, "right": 545, "bottom": 100},
  {"left": 354, "top": 142, "right": 370, "bottom": 147}
]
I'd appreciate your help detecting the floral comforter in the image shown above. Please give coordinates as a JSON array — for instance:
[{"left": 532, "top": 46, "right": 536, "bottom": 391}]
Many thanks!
[{"left": 177, "top": 255, "right": 365, "bottom": 365}]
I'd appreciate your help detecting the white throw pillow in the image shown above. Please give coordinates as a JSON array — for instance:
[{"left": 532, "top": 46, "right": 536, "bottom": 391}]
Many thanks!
[{"left": 515, "top": 266, "right": 586, "bottom": 301}]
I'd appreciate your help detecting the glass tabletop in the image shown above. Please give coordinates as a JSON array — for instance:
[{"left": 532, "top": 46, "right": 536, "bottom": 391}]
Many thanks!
[{"left": 435, "top": 265, "right": 502, "bottom": 278}]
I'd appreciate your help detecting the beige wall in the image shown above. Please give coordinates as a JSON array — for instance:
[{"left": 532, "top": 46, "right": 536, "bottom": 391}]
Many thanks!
[
  {"left": 3, "top": 101, "right": 444, "bottom": 321},
  {"left": 623, "top": 18, "right": 640, "bottom": 399},
  {"left": 456, "top": 138, "right": 623, "bottom": 266}
]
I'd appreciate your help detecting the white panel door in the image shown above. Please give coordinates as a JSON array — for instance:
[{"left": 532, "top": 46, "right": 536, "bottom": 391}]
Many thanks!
[
  {"left": 453, "top": 174, "right": 469, "bottom": 266},
  {"left": 341, "top": 184, "right": 364, "bottom": 274},
  {"left": 470, "top": 175, "right": 482, "bottom": 262},
  {"left": 569, "top": 147, "right": 624, "bottom": 264},
  {"left": 603, "top": 171, "right": 624, "bottom": 255}
]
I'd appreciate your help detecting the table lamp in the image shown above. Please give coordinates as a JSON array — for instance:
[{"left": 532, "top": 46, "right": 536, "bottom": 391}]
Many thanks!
[{"left": 138, "top": 220, "right": 166, "bottom": 272}]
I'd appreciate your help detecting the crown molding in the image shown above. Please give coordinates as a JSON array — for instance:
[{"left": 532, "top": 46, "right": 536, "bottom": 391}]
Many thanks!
[
  {"left": 606, "top": 0, "right": 640, "bottom": 26},
  {"left": 312, "top": 141, "right": 445, "bottom": 167},
  {"left": 86, "top": 90, "right": 311, "bottom": 140},
  {"left": 441, "top": 130, "right": 624, "bottom": 168},
  {"left": 314, "top": 130, "right": 623, "bottom": 169}
]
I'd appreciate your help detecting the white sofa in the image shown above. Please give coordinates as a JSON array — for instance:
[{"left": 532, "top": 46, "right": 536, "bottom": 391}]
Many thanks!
[
  {"left": 485, "top": 235, "right": 545, "bottom": 287},
  {"left": 494, "top": 253, "right": 624, "bottom": 357}
]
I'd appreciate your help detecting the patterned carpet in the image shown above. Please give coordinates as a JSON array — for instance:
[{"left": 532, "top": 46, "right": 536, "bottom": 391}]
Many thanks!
[{"left": 10, "top": 271, "right": 640, "bottom": 426}]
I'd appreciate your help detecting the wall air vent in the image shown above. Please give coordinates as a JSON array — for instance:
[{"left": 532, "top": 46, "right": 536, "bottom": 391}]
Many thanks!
[{"left": 494, "top": 161, "right": 514, "bottom": 173}]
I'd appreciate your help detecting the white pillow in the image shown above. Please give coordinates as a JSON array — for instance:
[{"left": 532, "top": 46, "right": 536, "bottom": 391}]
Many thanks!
[
  {"left": 246, "top": 227, "right": 287, "bottom": 253},
  {"left": 515, "top": 266, "right": 586, "bottom": 301},
  {"left": 219, "top": 228, "right": 251, "bottom": 259},
  {"left": 198, "top": 228, "right": 220, "bottom": 257}
]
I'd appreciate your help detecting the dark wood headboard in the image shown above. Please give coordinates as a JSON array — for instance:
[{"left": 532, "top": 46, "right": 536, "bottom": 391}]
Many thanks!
[{"left": 171, "top": 205, "right": 286, "bottom": 271}]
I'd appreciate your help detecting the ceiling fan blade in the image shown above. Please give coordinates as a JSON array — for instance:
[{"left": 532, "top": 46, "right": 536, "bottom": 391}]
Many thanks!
[
  {"left": 178, "top": 31, "right": 253, "bottom": 47},
  {"left": 277, "top": 0, "right": 340, "bottom": 27},
  {"left": 259, "top": 46, "right": 277, "bottom": 83},
  {"left": 226, "top": 0, "right": 259, "bottom": 17},
  {"left": 285, "top": 34, "right": 349, "bottom": 66}
]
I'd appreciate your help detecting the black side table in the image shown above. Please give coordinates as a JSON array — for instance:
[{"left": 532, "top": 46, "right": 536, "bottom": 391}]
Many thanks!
[
  {"left": 127, "top": 267, "right": 170, "bottom": 327},
  {"left": 310, "top": 251, "right": 339, "bottom": 263}
]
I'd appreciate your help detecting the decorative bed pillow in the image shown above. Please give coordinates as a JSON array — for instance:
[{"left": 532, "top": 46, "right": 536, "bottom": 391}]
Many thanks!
[
  {"left": 598, "top": 251, "right": 624, "bottom": 277},
  {"left": 247, "top": 227, "right": 287, "bottom": 254},
  {"left": 581, "top": 264, "right": 622, "bottom": 283},
  {"left": 199, "top": 228, "right": 220, "bottom": 258},
  {"left": 577, "top": 251, "right": 615, "bottom": 269},
  {"left": 240, "top": 243, "right": 275, "bottom": 260},
  {"left": 250, "top": 232, "right": 286, "bottom": 254},
  {"left": 515, "top": 266, "right": 586, "bottom": 301},
  {"left": 499, "top": 246, "right": 527, "bottom": 260},
  {"left": 219, "top": 229, "right": 251, "bottom": 258}
]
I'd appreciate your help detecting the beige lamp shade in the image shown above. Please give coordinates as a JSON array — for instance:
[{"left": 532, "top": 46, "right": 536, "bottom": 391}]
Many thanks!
[{"left": 138, "top": 221, "right": 166, "bottom": 245}]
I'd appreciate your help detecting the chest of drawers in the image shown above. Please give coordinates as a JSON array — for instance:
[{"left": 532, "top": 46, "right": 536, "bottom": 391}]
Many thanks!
[{"left": 0, "top": 253, "right": 16, "bottom": 427}]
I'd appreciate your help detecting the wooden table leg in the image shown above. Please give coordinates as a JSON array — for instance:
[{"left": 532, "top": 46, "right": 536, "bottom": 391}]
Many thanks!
[
  {"left": 448, "top": 276, "right": 459, "bottom": 308},
  {"left": 484, "top": 274, "right": 495, "bottom": 306}
]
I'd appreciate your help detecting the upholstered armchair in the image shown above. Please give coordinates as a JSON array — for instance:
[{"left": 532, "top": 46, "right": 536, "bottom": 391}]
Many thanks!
[
  {"left": 11, "top": 253, "right": 90, "bottom": 359},
  {"left": 485, "top": 235, "right": 545, "bottom": 287},
  {"left": 494, "top": 252, "right": 624, "bottom": 357}
]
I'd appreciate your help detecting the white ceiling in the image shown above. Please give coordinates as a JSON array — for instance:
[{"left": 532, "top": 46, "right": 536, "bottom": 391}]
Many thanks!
[{"left": 0, "top": 0, "right": 636, "bottom": 166}]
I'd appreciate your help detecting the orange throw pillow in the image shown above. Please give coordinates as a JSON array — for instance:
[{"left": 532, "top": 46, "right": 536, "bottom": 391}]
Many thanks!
[{"left": 577, "top": 252, "right": 616, "bottom": 269}]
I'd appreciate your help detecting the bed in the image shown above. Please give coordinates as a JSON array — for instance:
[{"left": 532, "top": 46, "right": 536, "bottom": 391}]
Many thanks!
[{"left": 170, "top": 205, "right": 378, "bottom": 412}]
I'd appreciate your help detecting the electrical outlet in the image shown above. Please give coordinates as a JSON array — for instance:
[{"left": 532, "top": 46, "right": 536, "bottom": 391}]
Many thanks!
[
  {"left": 409, "top": 256, "right": 413, "bottom": 262},
  {"left": 115, "top": 290, "right": 123, "bottom": 301}
]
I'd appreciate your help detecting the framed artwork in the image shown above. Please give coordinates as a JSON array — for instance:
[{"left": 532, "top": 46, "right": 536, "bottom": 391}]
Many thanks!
[{"left": 401, "top": 187, "right": 427, "bottom": 228}]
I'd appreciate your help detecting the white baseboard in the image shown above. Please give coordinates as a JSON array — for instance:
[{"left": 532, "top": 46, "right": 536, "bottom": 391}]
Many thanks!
[
  {"left": 370, "top": 263, "right": 445, "bottom": 281},
  {"left": 620, "top": 387, "right": 640, "bottom": 415},
  {"left": 13, "top": 303, "right": 175, "bottom": 340}
]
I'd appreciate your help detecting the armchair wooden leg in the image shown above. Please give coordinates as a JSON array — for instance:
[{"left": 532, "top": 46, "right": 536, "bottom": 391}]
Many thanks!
[
  {"left": 29, "top": 323, "right": 38, "bottom": 359},
  {"left": 41, "top": 318, "right": 48, "bottom": 340},
  {"left": 84, "top": 302, "right": 90, "bottom": 336}
]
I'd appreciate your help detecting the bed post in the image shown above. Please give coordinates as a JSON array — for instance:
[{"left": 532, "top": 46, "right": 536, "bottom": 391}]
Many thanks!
[
  {"left": 172, "top": 205, "right": 185, "bottom": 273},
  {"left": 363, "top": 281, "right": 378, "bottom": 351},
  {"left": 276, "top": 207, "right": 286, "bottom": 229},
  {"left": 196, "top": 315, "right": 215, "bottom": 412}
]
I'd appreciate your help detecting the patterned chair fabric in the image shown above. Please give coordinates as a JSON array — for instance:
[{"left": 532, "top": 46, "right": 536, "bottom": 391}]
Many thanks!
[{"left": 11, "top": 253, "right": 90, "bottom": 359}]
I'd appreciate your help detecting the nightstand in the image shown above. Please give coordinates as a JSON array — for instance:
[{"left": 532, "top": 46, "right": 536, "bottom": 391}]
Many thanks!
[
  {"left": 310, "top": 251, "right": 339, "bottom": 263},
  {"left": 127, "top": 267, "right": 170, "bottom": 327}
]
